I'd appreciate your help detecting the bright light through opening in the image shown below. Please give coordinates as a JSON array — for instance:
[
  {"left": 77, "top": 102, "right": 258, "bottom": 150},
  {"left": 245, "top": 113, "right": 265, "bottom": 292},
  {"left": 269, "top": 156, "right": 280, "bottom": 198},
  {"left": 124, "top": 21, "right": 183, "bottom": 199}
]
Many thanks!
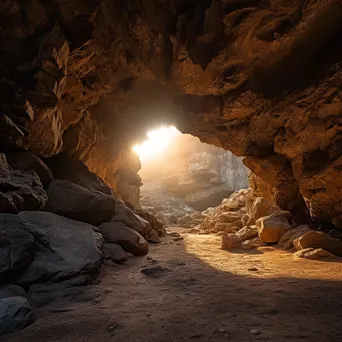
[{"left": 133, "top": 126, "right": 180, "bottom": 161}]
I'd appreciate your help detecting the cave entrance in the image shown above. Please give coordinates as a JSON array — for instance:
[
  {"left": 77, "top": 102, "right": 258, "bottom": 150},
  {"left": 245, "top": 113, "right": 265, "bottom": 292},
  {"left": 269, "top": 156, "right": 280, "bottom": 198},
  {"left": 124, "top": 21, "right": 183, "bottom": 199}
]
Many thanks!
[{"left": 133, "top": 126, "right": 250, "bottom": 227}]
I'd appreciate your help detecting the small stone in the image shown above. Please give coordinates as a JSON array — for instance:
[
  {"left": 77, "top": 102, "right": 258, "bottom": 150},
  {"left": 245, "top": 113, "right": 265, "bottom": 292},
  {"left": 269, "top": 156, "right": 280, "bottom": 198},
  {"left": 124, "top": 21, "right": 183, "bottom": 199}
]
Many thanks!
[
  {"left": 173, "top": 237, "right": 184, "bottom": 241},
  {"left": 147, "top": 256, "right": 153, "bottom": 261},
  {"left": 169, "top": 232, "right": 181, "bottom": 237},
  {"left": 250, "top": 329, "right": 260, "bottom": 335},
  {"left": 248, "top": 267, "right": 258, "bottom": 271}
]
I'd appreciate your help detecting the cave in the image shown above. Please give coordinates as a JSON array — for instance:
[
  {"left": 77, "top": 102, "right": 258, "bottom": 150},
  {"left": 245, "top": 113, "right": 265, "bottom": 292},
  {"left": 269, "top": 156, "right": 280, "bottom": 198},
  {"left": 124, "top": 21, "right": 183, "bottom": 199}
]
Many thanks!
[{"left": 1, "top": 0, "right": 342, "bottom": 340}]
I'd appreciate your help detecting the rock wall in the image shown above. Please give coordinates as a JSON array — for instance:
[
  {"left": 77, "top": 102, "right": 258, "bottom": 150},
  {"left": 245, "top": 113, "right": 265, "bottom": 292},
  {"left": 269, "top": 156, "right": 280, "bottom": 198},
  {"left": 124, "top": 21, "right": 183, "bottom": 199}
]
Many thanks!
[
  {"left": 140, "top": 133, "right": 249, "bottom": 210},
  {"left": 1, "top": 0, "right": 342, "bottom": 227}
]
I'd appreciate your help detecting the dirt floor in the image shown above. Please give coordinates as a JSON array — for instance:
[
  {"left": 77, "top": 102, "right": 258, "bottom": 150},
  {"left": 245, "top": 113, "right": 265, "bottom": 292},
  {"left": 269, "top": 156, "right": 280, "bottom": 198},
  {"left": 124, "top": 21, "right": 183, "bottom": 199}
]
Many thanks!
[{"left": 4, "top": 228, "right": 342, "bottom": 342}]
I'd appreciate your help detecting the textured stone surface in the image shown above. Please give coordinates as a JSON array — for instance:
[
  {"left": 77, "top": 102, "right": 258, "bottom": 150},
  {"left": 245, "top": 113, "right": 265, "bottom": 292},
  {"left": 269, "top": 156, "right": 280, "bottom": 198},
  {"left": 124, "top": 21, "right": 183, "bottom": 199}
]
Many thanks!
[
  {"left": 221, "top": 234, "right": 241, "bottom": 250},
  {"left": 112, "top": 198, "right": 151, "bottom": 236},
  {"left": 0, "top": 154, "right": 47, "bottom": 213},
  {"left": 0, "top": 214, "right": 35, "bottom": 276},
  {"left": 99, "top": 222, "right": 148, "bottom": 256},
  {"left": 16, "top": 212, "right": 103, "bottom": 286},
  {"left": 293, "top": 230, "right": 342, "bottom": 257},
  {"left": 0, "top": 297, "right": 34, "bottom": 336},
  {"left": 103, "top": 243, "right": 128, "bottom": 263},
  {"left": 6, "top": 150, "right": 53, "bottom": 189},
  {"left": 44, "top": 179, "right": 115, "bottom": 226},
  {"left": 293, "top": 248, "right": 334, "bottom": 260},
  {"left": 256, "top": 211, "right": 292, "bottom": 244},
  {"left": 45, "top": 154, "right": 112, "bottom": 195},
  {"left": 278, "top": 225, "right": 312, "bottom": 249},
  {"left": 1, "top": 0, "right": 342, "bottom": 227}
]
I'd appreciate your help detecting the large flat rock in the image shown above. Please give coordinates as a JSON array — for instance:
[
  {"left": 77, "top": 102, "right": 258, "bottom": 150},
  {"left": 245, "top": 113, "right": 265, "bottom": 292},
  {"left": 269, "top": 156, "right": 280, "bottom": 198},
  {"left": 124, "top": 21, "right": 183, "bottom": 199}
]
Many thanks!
[{"left": 16, "top": 212, "right": 103, "bottom": 286}]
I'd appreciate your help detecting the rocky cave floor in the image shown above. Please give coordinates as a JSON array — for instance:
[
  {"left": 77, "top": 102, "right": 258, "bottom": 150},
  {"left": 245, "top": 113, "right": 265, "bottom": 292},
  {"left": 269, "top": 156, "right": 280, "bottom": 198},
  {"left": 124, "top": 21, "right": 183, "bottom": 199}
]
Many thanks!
[{"left": 4, "top": 227, "right": 342, "bottom": 342}]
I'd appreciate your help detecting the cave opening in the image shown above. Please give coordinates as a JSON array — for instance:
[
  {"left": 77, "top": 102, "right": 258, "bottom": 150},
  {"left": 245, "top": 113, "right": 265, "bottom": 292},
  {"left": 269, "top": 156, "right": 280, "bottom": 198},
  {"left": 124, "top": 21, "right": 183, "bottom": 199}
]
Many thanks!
[{"left": 132, "top": 125, "right": 250, "bottom": 227}]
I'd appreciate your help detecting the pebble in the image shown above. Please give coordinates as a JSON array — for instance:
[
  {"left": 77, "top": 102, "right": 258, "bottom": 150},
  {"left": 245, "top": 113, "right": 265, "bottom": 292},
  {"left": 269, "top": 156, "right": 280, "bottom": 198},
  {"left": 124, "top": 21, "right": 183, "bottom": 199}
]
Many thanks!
[
  {"left": 147, "top": 256, "right": 153, "bottom": 261},
  {"left": 248, "top": 267, "right": 258, "bottom": 271},
  {"left": 173, "top": 237, "right": 184, "bottom": 241},
  {"left": 250, "top": 329, "right": 261, "bottom": 336}
]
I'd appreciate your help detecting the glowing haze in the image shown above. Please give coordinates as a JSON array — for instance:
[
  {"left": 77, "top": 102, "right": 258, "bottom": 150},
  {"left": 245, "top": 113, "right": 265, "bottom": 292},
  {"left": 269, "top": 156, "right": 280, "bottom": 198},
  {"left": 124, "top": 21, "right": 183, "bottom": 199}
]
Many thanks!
[{"left": 132, "top": 126, "right": 180, "bottom": 161}]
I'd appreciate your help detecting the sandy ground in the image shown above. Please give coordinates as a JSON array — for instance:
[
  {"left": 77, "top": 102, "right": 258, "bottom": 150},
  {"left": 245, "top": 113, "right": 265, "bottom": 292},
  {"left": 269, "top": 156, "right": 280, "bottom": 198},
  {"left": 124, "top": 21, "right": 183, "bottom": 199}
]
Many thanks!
[{"left": 4, "top": 228, "right": 342, "bottom": 342}]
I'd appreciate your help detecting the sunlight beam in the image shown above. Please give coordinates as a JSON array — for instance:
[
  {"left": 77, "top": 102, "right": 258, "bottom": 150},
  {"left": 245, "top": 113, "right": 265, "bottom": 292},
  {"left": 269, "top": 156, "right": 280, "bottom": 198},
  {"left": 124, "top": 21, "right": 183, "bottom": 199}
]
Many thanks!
[{"left": 132, "top": 126, "right": 180, "bottom": 161}]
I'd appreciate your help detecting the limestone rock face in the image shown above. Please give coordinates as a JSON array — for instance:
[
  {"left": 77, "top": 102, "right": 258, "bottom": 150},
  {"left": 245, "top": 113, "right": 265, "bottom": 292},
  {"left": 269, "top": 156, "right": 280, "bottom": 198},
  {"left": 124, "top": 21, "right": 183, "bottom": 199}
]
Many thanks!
[{"left": 1, "top": 0, "right": 342, "bottom": 227}]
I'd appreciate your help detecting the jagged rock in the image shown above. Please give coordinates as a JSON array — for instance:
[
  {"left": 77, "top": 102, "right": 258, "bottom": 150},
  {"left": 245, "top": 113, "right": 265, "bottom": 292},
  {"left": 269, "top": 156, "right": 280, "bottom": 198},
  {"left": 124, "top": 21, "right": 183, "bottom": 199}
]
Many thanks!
[
  {"left": 293, "top": 231, "right": 342, "bottom": 257},
  {"left": 221, "top": 234, "right": 241, "bottom": 250},
  {"left": 293, "top": 248, "right": 333, "bottom": 260},
  {"left": 278, "top": 225, "right": 312, "bottom": 249},
  {"left": 241, "top": 238, "right": 265, "bottom": 250},
  {"left": 247, "top": 196, "right": 280, "bottom": 222},
  {"left": 6, "top": 150, "right": 53, "bottom": 188},
  {"left": 178, "top": 215, "right": 192, "bottom": 226},
  {"left": 112, "top": 198, "right": 151, "bottom": 236},
  {"left": 236, "top": 226, "right": 258, "bottom": 241},
  {"left": 147, "top": 229, "right": 161, "bottom": 244},
  {"left": 46, "top": 154, "right": 112, "bottom": 195},
  {"left": 0, "top": 285, "right": 27, "bottom": 300},
  {"left": 0, "top": 297, "right": 34, "bottom": 336},
  {"left": 0, "top": 154, "right": 47, "bottom": 213},
  {"left": 44, "top": 179, "right": 115, "bottom": 226},
  {"left": 16, "top": 211, "right": 103, "bottom": 286},
  {"left": 103, "top": 243, "right": 128, "bottom": 263},
  {"left": 99, "top": 221, "right": 148, "bottom": 256},
  {"left": 135, "top": 209, "right": 166, "bottom": 237},
  {"left": 256, "top": 211, "right": 292, "bottom": 244},
  {"left": 191, "top": 211, "right": 203, "bottom": 220},
  {"left": 0, "top": 214, "right": 35, "bottom": 276}
]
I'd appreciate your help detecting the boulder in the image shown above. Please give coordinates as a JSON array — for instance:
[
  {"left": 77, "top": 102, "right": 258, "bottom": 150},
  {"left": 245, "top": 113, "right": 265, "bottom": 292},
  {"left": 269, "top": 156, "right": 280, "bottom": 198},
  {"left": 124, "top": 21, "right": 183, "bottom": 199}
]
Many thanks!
[
  {"left": 28, "top": 283, "right": 102, "bottom": 308},
  {"left": 112, "top": 198, "right": 151, "bottom": 236},
  {"left": 16, "top": 212, "right": 103, "bottom": 286},
  {"left": 0, "top": 297, "right": 34, "bottom": 336},
  {"left": 293, "top": 248, "right": 333, "bottom": 260},
  {"left": 278, "top": 225, "right": 312, "bottom": 249},
  {"left": 0, "top": 285, "right": 27, "bottom": 300},
  {"left": 44, "top": 179, "right": 115, "bottom": 226},
  {"left": 178, "top": 215, "right": 192, "bottom": 226},
  {"left": 46, "top": 154, "right": 112, "bottom": 195},
  {"left": 256, "top": 211, "right": 292, "bottom": 243},
  {"left": 236, "top": 225, "right": 258, "bottom": 241},
  {"left": 190, "top": 211, "right": 203, "bottom": 220},
  {"left": 147, "top": 229, "right": 161, "bottom": 244},
  {"left": 103, "top": 243, "right": 128, "bottom": 263},
  {"left": 99, "top": 221, "right": 148, "bottom": 256},
  {"left": 221, "top": 234, "right": 241, "bottom": 250},
  {"left": 241, "top": 238, "right": 265, "bottom": 250},
  {"left": 0, "top": 153, "right": 47, "bottom": 213},
  {"left": 6, "top": 150, "right": 53, "bottom": 188},
  {"left": 247, "top": 196, "right": 280, "bottom": 222},
  {"left": 135, "top": 209, "right": 166, "bottom": 237},
  {"left": 0, "top": 214, "right": 35, "bottom": 276},
  {"left": 293, "top": 231, "right": 342, "bottom": 257}
]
